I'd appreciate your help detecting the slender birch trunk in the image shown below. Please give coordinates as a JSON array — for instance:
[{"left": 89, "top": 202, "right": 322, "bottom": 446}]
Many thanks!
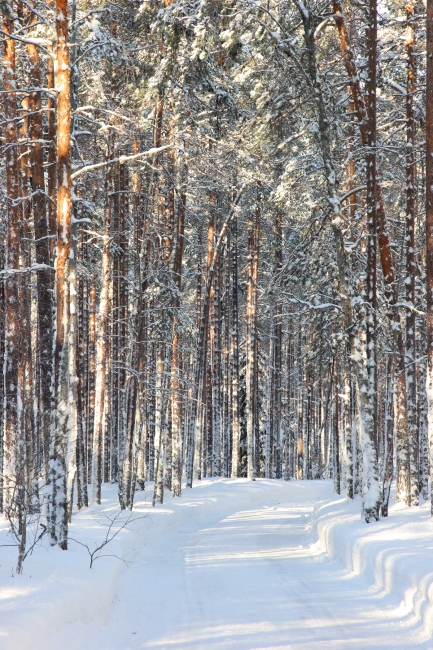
[{"left": 91, "top": 140, "right": 113, "bottom": 504}]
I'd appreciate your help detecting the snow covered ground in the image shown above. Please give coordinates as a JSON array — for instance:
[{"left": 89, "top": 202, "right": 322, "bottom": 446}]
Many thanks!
[{"left": 1, "top": 479, "right": 433, "bottom": 649}]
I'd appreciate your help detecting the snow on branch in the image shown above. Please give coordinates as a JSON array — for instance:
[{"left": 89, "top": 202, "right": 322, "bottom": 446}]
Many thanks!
[
  {"left": 0, "top": 264, "right": 54, "bottom": 276},
  {"left": 71, "top": 144, "right": 173, "bottom": 181}
]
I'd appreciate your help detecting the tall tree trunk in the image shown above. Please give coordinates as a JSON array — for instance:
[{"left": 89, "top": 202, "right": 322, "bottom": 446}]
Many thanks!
[
  {"left": 365, "top": 0, "right": 378, "bottom": 456},
  {"left": 381, "top": 354, "right": 395, "bottom": 516},
  {"left": 91, "top": 140, "right": 113, "bottom": 504},
  {"left": 47, "top": 12, "right": 57, "bottom": 261},
  {"left": 252, "top": 201, "right": 260, "bottom": 477},
  {"left": 86, "top": 269, "right": 96, "bottom": 484},
  {"left": 211, "top": 201, "right": 222, "bottom": 477},
  {"left": 222, "top": 237, "right": 231, "bottom": 478},
  {"left": 333, "top": 369, "right": 341, "bottom": 495},
  {"left": 405, "top": 0, "right": 419, "bottom": 506},
  {"left": 230, "top": 215, "right": 241, "bottom": 478},
  {"left": 297, "top": 324, "right": 303, "bottom": 479},
  {"left": 153, "top": 346, "right": 166, "bottom": 505},
  {"left": 27, "top": 16, "right": 54, "bottom": 483},
  {"left": 425, "top": 0, "right": 433, "bottom": 517},
  {"left": 246, "top": 218, "right": 255, "bottom": 480},
  {"left": 274, "top": 212, "right": 283, "bottom": 479},
  {"left": 2, "top": 16, "right": 22, "bottom": 515},
  {"left": 49, "top": 0, "right": 73, "bottom": 549},
  {"left": 344, "top": 345, "right": 354, "bottom": 499},
  {"left": 266, "top": 330, "right": 274, "bottom": 479},
  {"left": 171, "top": 139, "right": 187, "bottom": 497}
]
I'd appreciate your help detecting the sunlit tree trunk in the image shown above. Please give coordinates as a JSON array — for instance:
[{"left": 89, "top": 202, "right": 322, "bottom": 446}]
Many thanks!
[{"left": 49, "top": 0, "right": 73, "bottom": 549}]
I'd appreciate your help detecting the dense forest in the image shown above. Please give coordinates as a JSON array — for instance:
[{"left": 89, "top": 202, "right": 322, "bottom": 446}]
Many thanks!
[{"left": 1, "top": 0, "right": 433, "bottom": 572}]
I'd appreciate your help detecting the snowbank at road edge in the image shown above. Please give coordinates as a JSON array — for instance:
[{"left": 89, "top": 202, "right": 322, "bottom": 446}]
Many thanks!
[{"left": 312, "top": 494, "right": 433, "bottom": 638}]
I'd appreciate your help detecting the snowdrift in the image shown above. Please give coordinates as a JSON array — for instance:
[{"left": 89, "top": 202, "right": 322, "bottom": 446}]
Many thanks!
[{"left": 313, "top": 494, "right": 433, "bottom": 639}]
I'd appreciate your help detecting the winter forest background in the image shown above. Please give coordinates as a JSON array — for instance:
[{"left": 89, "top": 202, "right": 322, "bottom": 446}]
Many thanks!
[{"left": 1, "top": 0, "right": 433, "bottom": 576}]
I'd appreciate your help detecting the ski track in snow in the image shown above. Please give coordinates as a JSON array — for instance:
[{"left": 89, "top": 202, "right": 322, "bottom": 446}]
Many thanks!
[{"left": 63, "top": 481, "right": 429, "bottom": 649}]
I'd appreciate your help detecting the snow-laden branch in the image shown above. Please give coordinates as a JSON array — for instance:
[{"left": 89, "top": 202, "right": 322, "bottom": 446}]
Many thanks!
[
  {"left": 71, "top": 144, "right": 173, "bottom": 181},
  {"left": 383, "top": 78, "right": 406, "bottom": 95},
  {"left": 0, "top": 264, "right": 54, "bottom": 276},
  {"left": 339, "top": 185, "right": 367, "bottom": 202},
  {"left": 0, "top": 28, "right": 51, "bottom": 47},
  {"left": 278, "top": 129, "right": 307, "bottom": 150},
  {"left": 394, "top": 302, "right": 425, "bottom": 316},
  {"left": 283, "top": 295, "right": 342, "bottom": 312}
]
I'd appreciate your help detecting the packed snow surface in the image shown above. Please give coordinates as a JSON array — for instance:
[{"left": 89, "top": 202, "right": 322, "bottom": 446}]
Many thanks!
[{"left": 1, "top": 479, "right": 433, "bottom": 649}]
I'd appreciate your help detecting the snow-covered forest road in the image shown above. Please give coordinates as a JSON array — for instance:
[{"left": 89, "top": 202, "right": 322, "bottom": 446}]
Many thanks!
[{"left": 66, "top": 481, "right": 429, "bottom": 650}]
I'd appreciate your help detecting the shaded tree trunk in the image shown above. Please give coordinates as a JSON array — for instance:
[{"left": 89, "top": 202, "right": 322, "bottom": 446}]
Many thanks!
[{"left": 425, "top": 0, "right": 433, "bottom": 517}]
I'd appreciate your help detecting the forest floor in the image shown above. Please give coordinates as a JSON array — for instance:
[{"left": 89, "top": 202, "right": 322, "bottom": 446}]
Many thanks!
[{"left": 1, "top": 479, "right": 433, "bottom": 649}]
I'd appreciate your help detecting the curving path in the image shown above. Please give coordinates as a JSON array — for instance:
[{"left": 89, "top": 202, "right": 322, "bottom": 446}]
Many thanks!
[{"left": 74, "top": 481, "right": 429, "bottom": 650}]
